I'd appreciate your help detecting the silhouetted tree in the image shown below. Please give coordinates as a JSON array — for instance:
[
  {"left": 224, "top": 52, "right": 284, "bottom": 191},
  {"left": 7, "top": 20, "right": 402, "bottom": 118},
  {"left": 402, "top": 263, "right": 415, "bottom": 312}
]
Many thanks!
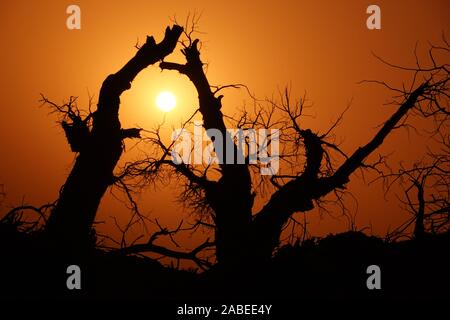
[
  {"left": 0, "top": 18, "right": 448, "bottom": 302},
  {"left": 383, "top": 156, "right": 449, "bottom": 240},
  {"left": 118, "top": 25, "right": 449, "bottom": 271},
  {"left": 42, "top": 25, "right": 183, "bottom": 247},
  {"left": 375, "top": 42, "right": 450, "bottom": 240}
]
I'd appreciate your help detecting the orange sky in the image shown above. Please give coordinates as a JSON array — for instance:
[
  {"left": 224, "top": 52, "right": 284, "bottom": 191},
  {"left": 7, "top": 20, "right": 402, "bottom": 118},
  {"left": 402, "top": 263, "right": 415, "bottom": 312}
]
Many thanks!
[{"left": 0, "top": 1, "right": 449, "bottom": 254}]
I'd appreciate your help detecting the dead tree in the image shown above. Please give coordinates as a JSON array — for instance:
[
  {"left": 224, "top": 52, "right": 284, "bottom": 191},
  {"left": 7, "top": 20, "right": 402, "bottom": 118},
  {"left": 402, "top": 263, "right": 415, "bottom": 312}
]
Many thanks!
[
  {"left": 375, "top": 43, "right": 450, "bottom": 240},
  {"left": 43, "top": 25, "right": 183, "bottom": 247},
  {"left": 158, "top": 39, "right": 254, "bottom": 268},
  {"left": 119, "top": 27, "right": 449, "bottom": 269},
  {"left": 377, "top": 142, "right": 449, "bottom": 242}
]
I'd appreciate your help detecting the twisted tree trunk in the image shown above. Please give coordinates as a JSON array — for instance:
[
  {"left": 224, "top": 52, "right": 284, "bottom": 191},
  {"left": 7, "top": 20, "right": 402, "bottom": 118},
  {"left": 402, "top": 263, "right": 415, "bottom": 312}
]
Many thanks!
[
  {"left": 161, "top": 40, "right": 253, "bottom": 268},
  {"left": 250, "top": 84, "right": 428, "bottom": 261},
  {"left": 45, "top": 26, "right": 183, "bottom": 247},
  {"left": 161, "top": 37, "right": 429, "bottom": 268}
]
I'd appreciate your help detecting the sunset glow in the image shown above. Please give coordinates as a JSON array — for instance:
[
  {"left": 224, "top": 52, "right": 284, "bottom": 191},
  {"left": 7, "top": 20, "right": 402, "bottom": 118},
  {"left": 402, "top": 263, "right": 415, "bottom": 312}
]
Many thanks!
[{"left": 156, "top": 91, "right": 176, "bottom": 112}]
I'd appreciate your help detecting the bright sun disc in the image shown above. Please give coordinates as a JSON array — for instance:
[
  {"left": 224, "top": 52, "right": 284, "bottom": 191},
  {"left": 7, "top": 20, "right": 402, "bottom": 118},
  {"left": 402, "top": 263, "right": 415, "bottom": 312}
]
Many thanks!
[{"left": 156, "top": 91, "right": 176, "bottom": 112}]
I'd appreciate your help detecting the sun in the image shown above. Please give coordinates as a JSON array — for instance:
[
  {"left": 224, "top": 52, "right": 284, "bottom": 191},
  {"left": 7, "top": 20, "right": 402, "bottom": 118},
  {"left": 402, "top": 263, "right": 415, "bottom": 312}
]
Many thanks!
[{"left": 156, "top": 91, "right": 176, "bottom": 112}]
